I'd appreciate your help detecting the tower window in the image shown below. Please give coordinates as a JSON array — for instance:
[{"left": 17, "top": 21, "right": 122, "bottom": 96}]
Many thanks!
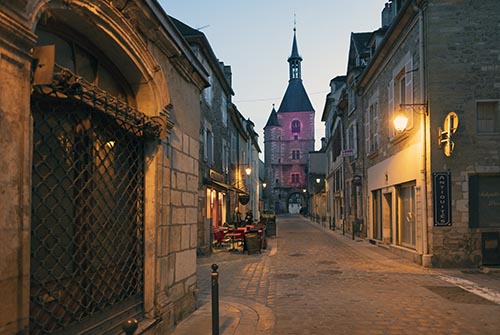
[{"left": 291, "top": 120, "right": 301, "bottom": 133}]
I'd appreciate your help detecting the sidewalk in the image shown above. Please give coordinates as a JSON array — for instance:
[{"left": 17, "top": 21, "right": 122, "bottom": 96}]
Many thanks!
[
  {"left": 171, "top": 237, "right": 277, "bottom": 335},
  {"left": 306, "top": 216, "right": 500, "bottom": 305},
  {"left": 170, "top": 297, "right": 274, "bottom": 335}
]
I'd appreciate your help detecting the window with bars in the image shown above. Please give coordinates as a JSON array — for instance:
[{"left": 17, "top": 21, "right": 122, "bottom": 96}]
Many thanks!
[
  {"left": 29, "top": 26, "right": 154, "bottom": 335},
  {"left": 30, "top": 97, "right": 145, "bottom": 334}
]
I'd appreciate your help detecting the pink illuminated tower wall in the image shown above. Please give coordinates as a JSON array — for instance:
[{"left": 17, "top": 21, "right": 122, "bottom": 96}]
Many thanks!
[{"left": 264, "top": 27, "right": 315, "bottom": 214}]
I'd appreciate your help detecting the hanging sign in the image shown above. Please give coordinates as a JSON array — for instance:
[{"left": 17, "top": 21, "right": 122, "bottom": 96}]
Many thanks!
[
  {"left": 433, "top": 172, "right": 452, "bottom": 226},
  {"left": 239, "top": 194, "right": 249, "bottom": 205}
]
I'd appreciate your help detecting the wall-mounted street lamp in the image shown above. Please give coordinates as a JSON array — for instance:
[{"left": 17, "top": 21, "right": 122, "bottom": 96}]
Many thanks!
[
  {"left": 262, "top": 182, "right": 267, "bottom": 188},
  {"left": 315, "top": 178, "right": 321, "bottom": 184},
  {"left": 393, "top": 113, "right": 409, "bottom": 132},
  {"left": 392, "top": 103, "right": 428, "bottom": 132},
  {"left": 237, "top": 164, "right": 252, "bottom": 176}
]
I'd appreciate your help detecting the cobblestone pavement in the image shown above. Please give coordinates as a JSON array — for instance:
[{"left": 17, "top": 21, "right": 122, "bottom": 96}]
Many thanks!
[{"left": 177, "top": 214, "right": 500, "bottom": 335}]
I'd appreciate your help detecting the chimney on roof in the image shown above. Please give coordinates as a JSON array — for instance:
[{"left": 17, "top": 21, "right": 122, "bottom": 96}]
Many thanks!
[{"left": 381, "top": 1, "right": 395, "bottom": 28}]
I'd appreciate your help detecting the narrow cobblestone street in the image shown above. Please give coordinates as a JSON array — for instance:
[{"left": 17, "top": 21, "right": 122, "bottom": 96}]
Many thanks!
[{"left": 177, "top": 215, "right": 500, "bottom": 334}]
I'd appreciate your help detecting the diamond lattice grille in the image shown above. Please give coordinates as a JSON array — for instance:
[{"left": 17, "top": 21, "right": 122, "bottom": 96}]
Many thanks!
[{"left": 30, "top": 96, "right": 145, "bottom": 334}]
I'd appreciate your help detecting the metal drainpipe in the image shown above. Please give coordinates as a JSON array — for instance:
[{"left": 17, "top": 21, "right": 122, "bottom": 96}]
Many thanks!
[{"left": 412, "top": 0, "right": 429, "bottom": 261}]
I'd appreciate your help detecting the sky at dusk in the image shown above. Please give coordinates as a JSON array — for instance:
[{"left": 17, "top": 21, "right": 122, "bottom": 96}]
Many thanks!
[{"left": 159, "top": 0, "right": 389, "bottom": 155}]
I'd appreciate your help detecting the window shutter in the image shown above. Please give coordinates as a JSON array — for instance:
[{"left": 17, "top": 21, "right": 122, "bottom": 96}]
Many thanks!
[
  {"left": 203, "top": 127, "right": 208, "bottom": 161},
  {"left": 388, "top": 80, "right": 394, "bottom": 137},
  {"left": 353, "top": 121, "right": 358, "bottom": 158},
  {"left": 210, "top": 133, "right": 214, "bottom": 164},
  {"left": 365, "top": 108, "right": 370, "bottom": 155},
  {"left": 405, "top": 58, "right": 414, "bottom": 129},
  {"left": 373, "top": 102, "right": 379, "bottom": 150}
]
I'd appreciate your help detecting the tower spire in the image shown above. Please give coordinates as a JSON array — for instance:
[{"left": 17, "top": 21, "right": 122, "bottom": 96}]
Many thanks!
[{"left": 288, "top": 16, "right": 302, "bottom": 81}]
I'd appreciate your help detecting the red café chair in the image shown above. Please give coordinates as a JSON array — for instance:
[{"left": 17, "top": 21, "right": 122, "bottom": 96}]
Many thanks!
[{"left": 213, "top": 229, "right": 227, "bottom": 248}]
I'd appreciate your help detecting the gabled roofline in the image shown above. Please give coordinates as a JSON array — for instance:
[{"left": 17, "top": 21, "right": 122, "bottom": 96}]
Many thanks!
[
  {"left": 168, "top": 15, "right": 234, "bottom": 96},
  {"left": 358, "top": 0, "right": 424, "bottom": 88},
  {"left": 143, "top": 0, "right": 209, "bottom": 89}
]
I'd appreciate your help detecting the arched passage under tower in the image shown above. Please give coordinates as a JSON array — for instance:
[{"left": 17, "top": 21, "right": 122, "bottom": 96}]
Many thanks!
[{"left": 287, "top": 192, "right": 306, "bottom": 214}]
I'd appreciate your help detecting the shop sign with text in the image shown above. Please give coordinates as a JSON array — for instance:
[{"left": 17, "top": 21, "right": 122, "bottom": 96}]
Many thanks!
[{"left": 433, "top": 172, "right": 452, "bottom": 226}]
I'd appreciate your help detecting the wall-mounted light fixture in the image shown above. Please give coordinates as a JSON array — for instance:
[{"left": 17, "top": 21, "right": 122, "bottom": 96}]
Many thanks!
[
  {"left": 262, "top": 182, "right": 267, "bottom": 188},
  {"left": 393, "top": 103, "right": 428, "bottom": 133},
  {"left": 238, "top": 164, "right": 252, "bottom": 176},
  {"left": 393, "top": 113, "right": 409, "bottom": 132},
  {"left": 316, "top": 178, "right": 321, "bottom": 184}
]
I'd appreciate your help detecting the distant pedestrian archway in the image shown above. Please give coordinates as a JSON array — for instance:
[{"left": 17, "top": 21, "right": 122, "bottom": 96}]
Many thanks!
[{"left": 287, "top": 192, "right": 306, "bottom": 214}]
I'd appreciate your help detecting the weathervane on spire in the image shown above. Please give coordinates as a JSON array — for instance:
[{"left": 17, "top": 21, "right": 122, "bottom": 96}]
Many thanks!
[{"left": 294, "top": 14, "right": 296, "bottom": 32}]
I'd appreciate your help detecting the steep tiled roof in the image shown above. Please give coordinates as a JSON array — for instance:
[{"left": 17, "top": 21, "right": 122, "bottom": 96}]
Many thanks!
[
  {"left": 277, "top": 79, "right": 314, "bottom": 113},
  {"left": 169, "top": 16, "right": 203, "bottom": 38},
  {"left": 347, "top": 32, "right": 372, "bottom": 72},
  {"left": 352, "top": 32, "right": 372, "bottom": 53},
  {"left": 264, "top": 106, "right": 280, "bottom": 128}
]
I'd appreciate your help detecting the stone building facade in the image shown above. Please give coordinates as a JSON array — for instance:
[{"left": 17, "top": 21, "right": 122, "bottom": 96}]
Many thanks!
[
  {"left": 0, "top": 1, "right": 208, "bottom": 333},
  {"left": 323, "top": 0, "right": 500, "bottom": 267},
  {"left": 264, "top": 28, "right": 315, "bottom": 214},
  {"left": 170, "top": 17, "right": 235, "bottom": 255}
]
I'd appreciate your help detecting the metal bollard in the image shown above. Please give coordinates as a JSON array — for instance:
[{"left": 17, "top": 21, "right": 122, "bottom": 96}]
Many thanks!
[
  {"left": 211, "top": 264, "right": 219, "bottom": 335},
  {"left": 122, "top": 318, "right": 138, "bottom": 335}
]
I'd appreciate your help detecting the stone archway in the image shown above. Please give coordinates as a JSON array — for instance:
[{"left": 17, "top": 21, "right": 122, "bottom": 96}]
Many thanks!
[{"left": 28, "top": 2, "right": 170, "bottom": 333}]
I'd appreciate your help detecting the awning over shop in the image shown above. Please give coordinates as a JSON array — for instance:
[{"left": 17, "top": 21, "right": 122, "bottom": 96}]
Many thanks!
[{"left": 205, "top": 178, "right": 249, "bottom": 196}]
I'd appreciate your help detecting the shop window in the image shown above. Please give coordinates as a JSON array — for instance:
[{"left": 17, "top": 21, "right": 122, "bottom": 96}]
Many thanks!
[
  {"left": 372, "top": 190, "right": 383, "bottom": 240},
  {"left": 469, "top": 175, "right": 500, "bottom": 228}
]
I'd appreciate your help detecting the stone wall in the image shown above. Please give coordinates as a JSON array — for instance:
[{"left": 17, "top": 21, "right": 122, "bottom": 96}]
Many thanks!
[
  {"left": 426, "top": 0, "right": 500, "bottom": 267},
  {"left": 0, "top": 1, "right": 205, "bottom": 333}
]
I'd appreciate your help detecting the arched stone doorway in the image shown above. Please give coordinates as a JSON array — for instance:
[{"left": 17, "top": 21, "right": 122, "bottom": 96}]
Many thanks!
[
  {"left": 29, "top": 3, "right": 166, "bottom": 334},
  {"left": 287, "top": 192, "right": 306, "bottom": 214}
]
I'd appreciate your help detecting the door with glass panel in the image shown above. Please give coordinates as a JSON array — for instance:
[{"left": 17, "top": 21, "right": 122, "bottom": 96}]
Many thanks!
[{"left": 397, "top": 182, "right": 416, "bottom": 248}]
